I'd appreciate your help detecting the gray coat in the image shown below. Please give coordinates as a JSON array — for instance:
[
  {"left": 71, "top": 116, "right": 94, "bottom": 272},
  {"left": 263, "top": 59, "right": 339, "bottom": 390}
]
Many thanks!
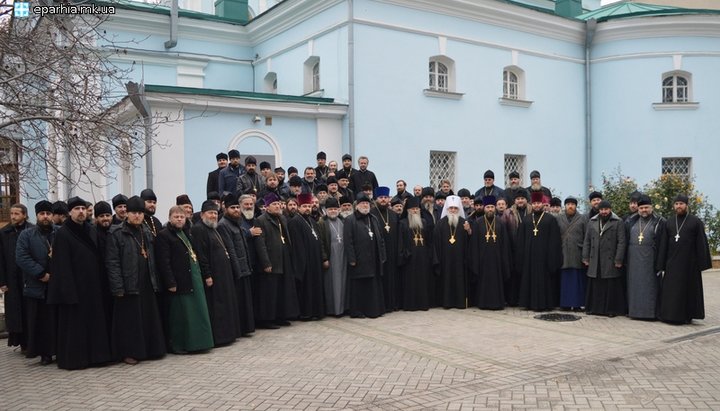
[
  {"left": 582, "top": 213, "right": 626, "bottom": 279},
  {"left": 557, "top": 212, "right": 588, "bottom": 269}
]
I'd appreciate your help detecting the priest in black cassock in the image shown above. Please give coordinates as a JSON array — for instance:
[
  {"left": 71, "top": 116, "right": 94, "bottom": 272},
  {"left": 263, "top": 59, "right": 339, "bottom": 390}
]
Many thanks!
[
  {"left": 469, "top": 196, "right": 511, "bottom": 310},
  {"left": 287, "top": 193, "right": 327, "bottom": 320},
  {"left": 344, "top": 193, "right": 386, "bottom": 318},
  {"left": 656, "top": 194, "right": 712, "bottom": 324},
  {"left": 433, "top": 195, "right": 470, "bottom": 309},
  {"left": 582, "top": 200, "right": 627, "bottom": 317},
  {"left": 254, "top": 193, "right": 299, "bottom": 328},
  {"left": 48, "top": 197, "right": 112, "bottom": 370},
  {"left": 192, "top": 200, "right": 242, "bottom": 346},
  {"left": 218, "top": 194, "right": 256, "bottom": 336},
  {"left": 625, "top": 194, "right": 665, "bottom": 320},
  {"left": 517, "top": 192, "right": 562, "bottom": 311},
  {"left": 397, "top": 197, "right": 433, "bottom": 311},
  {"left": 371, "top": 186, "right": 400, "bottom": 312},
  {"left": 141, "top": 189, "right": 162, "bottom": 238},
  {"left": 0, "top": 203, "right": 31, "bottom": 351},
  {"left": 106, "top": 196, "right": 166, "bottom": 365}
]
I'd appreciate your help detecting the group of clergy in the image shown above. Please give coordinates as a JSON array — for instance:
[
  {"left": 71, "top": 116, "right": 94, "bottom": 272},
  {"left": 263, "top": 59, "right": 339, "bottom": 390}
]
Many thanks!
[{"left": 0, "top": 152, "right": 712, "bottom": 371}]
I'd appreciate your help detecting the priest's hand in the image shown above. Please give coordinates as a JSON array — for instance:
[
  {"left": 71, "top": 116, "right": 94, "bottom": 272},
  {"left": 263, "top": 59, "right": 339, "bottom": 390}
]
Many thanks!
[
  {"left": 205, "top": 277, "right": 214, "bottom": 287},
  {"left": 614, "top": 263, "right": 622, "bottom": 269},
  {"left": 582, "top": 260, "right": 589, "bottom": 266},
  {"left": 463, "top": 221, "right": 472, "bottom": 235},
  {"left": 350, "top": 262, "right": 356, "bottom": 267},
  {"left": 168, "top": 287, "right": 177, "bottom": 293},
  {"left": 250, "top": 227, "right": 262, "bottom": 236},
  {"left": 115, "top": 293, "right": 124, "bottom": 298},
  {"left": 322, "top": 260, "right": 330, "bottom": 269},
  {"left": 264, "top": 266, "right": 272, "bottom": 273},
  {"left": 40, "top": 273, "right": 50, "bottom": 283},
  {"left": 656, "top": 271, "right": 664, "bottom": 277}
]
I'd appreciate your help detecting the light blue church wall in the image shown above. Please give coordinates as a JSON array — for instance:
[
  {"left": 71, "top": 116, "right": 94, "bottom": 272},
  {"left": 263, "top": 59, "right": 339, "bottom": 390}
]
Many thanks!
[
  {"left": 350, "top": 17, "right": 586, "bottom": 196},
  {"left": 591, "top": 46, "right": 720, "bottom": 204}
]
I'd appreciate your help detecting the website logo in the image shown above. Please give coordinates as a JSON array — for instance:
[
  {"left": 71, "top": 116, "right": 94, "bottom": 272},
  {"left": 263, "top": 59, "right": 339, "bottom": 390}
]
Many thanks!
[{"left": 14, "top": 1, "right": 31, "bottom": 17}]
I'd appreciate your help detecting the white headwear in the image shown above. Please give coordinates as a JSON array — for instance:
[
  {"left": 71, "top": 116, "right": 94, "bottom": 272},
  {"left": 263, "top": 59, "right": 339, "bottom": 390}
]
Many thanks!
[{"left": 441, "top": 195, "right": 465, "bottom": 219}]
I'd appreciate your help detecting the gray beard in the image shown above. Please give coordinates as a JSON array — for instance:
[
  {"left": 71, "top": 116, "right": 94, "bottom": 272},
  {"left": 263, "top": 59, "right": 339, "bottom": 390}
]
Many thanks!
[
  {"left": 242, "top": 209, "right": 254, "bottom": 220},
  {"left": 531, "top": 182, "right": 541, "bottom": 191},
  {"left": 423, "top": 202, "right": 433, "bottom": 213},
  {"left": 202, "top": 219, "right": 217, "bottom": 229},
  {"left": 447, "top": 213, "right": 459, "bottom": 228},
  {"left": 340, "top": 210, "right": 353, "bottom": 218},
  {"left": 357, "top": 207, "right": 370, "bottom": 215},
  {"left": 409, "top": 213, "right": 423, "bottom": 231}
]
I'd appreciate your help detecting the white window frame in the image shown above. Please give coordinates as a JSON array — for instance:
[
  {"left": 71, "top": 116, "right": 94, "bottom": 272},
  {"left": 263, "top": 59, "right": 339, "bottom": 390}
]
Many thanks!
[
  {"left": 264, "top": 72, "right": 277, "bottom": 94},
  {"left": 662, "top": 71, "right": 691, "bottom": 103},
  {"left": 499, "top": 65, "right": 531, "bottom": 107},
  {"left": 424, "top": 56, "right": 462, "bottom": 99},
  {"left": 303, "top": 56, "right": 322, "bottom": 96}
]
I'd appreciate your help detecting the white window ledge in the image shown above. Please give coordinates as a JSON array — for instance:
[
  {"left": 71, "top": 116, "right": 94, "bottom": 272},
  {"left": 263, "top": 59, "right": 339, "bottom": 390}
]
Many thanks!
[
  {"left": 652, "top": 102, "right": 699, "bottom": 111},
  {"left": 423, "top": 89, "right": 464, "bottom": 100},
  {"left": 498, "top": 97, "right": 533, "bottom": 108},
  {"left": 303, "top": 89, "right": 325, "bottom": 97}
]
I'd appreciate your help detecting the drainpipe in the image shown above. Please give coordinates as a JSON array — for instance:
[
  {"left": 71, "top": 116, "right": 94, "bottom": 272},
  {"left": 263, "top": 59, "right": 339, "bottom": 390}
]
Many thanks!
[
  {"left": 347, "top": 0, "right": 355, "bottom": 157},
  {"left": 126, "top": 82, "right": 154, "bottom": 189},
  {"left": 165, "top": 0, "right": 178, "bottom": 49},
  {"left": 584, "top": 19, "right": 597, "bottom": 192}
]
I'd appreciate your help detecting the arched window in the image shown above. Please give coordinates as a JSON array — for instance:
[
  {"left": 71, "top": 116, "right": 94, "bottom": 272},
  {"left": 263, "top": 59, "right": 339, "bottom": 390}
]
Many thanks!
[
  {"left": 312, "top": 62, "right": 320, "bottom": 92},
  {"left": 662, "top": 73, "right": 689, "bottom": 103},
  {"left": 264, "top": 72, "right": 277, "bottom": 94},
  {"left": 303, "top": 56, "right": 321, "bottom": 95},
  {"left": 503, "top": 70, "right": 519, "bottom": 100},
  {"left": 429, "top": 60, "right": 448, "bottom": 92}
]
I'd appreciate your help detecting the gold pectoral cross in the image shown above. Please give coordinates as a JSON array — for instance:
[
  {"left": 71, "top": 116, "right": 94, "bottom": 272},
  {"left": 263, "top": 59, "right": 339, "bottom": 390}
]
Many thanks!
[
  {"left": 485, "top": 232, "right": 491, "bottom": 242},
  {"left": 492, "top": 233, "right": 497, "bottom": 242},
  {"left": 533, "top": 228, "right": 539, "bottom": 236},
  {"left": 449, "top": 235, "right": 456, "bottom": 245},
  {"left": 638, "top": 233, "right": 644, "bottom": 244},
  {"left": 280, "top": 235, "right": 285, "bottom": 244},
  {"left": 675, "top": 233, "right": 680, "bottom": 242},
  {"left": 413, "top": 234, "right": 424, "bottom": 246}
]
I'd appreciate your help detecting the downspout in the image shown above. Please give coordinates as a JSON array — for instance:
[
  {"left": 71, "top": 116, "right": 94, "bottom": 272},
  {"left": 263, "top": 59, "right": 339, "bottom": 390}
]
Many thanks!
[
  {"left": 126, "top": 82, "right": 154, "bottom": 189},
  {"left": 584, "top": 19, "right": 597, "bottom": 191},
  {"left": 347, "top": 0, "right": 355, "bottom": 157},
  {"left": 164, "top": 0, "right": 178, "bottom": 49}
]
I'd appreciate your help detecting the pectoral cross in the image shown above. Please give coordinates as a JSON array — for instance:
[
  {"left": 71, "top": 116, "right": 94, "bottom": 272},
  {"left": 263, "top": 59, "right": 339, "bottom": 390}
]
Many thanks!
[
  {"left": 675, "top": 233, "right": 680, "bottom": 242},
  {"left": 311, "top": 228, "right": 318, "bottom": 240},
  {"left": 413, "top": 234, "right": 424, "bottom": 246},
  {"left": 336, "top": 234, "right": 342, "bottom": 243},
  {"left": 449, "top": 235, "right": 456, "bottom": 245},
  {"left": 533, "top": 228, "right": 539, "bottom": 236},
  {"left": 485, "top": 232, "right": 491, "bottom": 242},
  {"left": 492, "top": 233, "right": 497, "bottom": 242},
  {"left": 638, "top": 233, "right": 644, "bottom": 244},
  {"left": 368, "top": 230, "right": 374, "bottom": 240},
  {"left": 280, "top": 235, "right": 286, "bottom": 244},
  {"left": 190, "top": 250, "right": 198, "bottom": 262},
  {"left": 48, "top": 246, "right": 52, "bottom": 258},
  {"left": 385, "top": 224, "right": 390, "bottom": 233}
]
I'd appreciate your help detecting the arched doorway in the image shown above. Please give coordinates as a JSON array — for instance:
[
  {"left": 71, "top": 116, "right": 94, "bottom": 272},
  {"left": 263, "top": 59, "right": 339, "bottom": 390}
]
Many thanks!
[{"left": 227, "top": 129, "right": 282, "bottom": 169}]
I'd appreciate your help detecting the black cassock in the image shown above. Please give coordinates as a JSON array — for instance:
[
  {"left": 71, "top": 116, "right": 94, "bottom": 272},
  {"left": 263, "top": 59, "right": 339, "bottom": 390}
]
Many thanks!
[
  {"left": 398, "top": 218, "right": 433, "bottom": 311},
  {"left": 0, "top": 222, "right": 31, "bottom": 348},
  {"left": 344, "top": 211, "right": 386, "bottom": 318},
  {"left": 433, "top": 217, "right": 470, "bottom": 309},
  {"left": 469, "top": 216, "right": 511, "bottom": 310},
  {"left": 218, "top": 216, "right": 255, "bottom": 336},
  {"left": 517, "top": 212, "right": 562, "bottom": 311},
  {"left": 288, "top": 214, "right": 326, "bottom": 319},
  {"left": 657, "top": 214, "right": 712, "bottom": 323},
  {"left": 191, "top": 222, "right": 241, "bottom": 346},
  {"left": 48, "top": 220, "right": 112, "bottom": 370},
  {"left": 372, "top": 207, "right": 399, "bottom": 312}
]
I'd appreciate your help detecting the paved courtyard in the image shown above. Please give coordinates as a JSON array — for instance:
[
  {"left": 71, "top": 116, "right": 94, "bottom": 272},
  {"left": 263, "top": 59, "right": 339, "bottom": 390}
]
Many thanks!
[{"left": 2, "top": 271, "right": 720, "bottom": 410}]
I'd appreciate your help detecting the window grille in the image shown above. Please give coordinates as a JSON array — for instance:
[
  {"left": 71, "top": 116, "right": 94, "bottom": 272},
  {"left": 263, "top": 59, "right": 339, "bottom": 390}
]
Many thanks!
[
  {"left": 662, "top": 75, "right": 688, "bottom": 103},
  {"left": 429, "top": 61, "right": 448, "bottom": 92},
  {"left": 429, "top": 151, "right": 456, "bottom": 189},
  {"left": 504, "top": 154, "right": 526, "bottom": 187},
  {"left": 503, "top": 70, "right": 519, "bottom": 100},
  {"left": 661, "top": 157, "right": 691, "bottom": 179}
]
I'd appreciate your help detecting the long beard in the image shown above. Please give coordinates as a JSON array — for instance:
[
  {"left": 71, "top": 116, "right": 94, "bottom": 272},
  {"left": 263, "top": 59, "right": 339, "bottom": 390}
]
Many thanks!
[
  {"left": 531, "top": 183, "right": 541, "bottom": 191},
  {"left": 202, "top": 218, "right": 217, "bottom": 229},
  {"left": 409, "top": 213, "right": 423, "bottom": 231},
  {"left": 447, "top": 213, "right": 459, "bottom": 228},
  {"left": 242, "top": 209, "right": 254, "bottom": 220},
  {"left": 340, "top": 210, "right": 353, "bottom": 218},
  {"left": 423, "top": 202, "right": 433, "bottom": 213}
]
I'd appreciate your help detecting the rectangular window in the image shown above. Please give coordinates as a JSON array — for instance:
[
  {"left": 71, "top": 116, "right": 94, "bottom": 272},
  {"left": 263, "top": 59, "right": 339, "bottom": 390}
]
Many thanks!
[
  {"left": 661, "top": 157, "right": 691, "bottom": 179},
  {"left": 429, "top": 151, "right": 456, "bottom": 190},
  {"left": 504, "top": 154, "right": 526, "bottom": 187},
  {"left": 0, "top": 138, "right": 20, "bottom": 225}
]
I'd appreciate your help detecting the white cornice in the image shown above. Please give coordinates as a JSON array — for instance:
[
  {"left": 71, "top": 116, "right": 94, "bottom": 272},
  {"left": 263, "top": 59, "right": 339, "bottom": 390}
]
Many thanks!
[
  {"left": 144, "top": 92, "right": 348, "bottom": 119},
  {"left": 245, "top": 0, "right": 346, "bottom": 44},
  {"left": 371, "top": 0, "right": 586, "bottom": 44},
  {"left": 593, "top": 15, "right": 720, "bottom": 44},
  {"left": 103, "top": 8, "right": 251, "bottom": 46},
  {"left": 591, "top": 51, "right": 720, "bottom": 64}
]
